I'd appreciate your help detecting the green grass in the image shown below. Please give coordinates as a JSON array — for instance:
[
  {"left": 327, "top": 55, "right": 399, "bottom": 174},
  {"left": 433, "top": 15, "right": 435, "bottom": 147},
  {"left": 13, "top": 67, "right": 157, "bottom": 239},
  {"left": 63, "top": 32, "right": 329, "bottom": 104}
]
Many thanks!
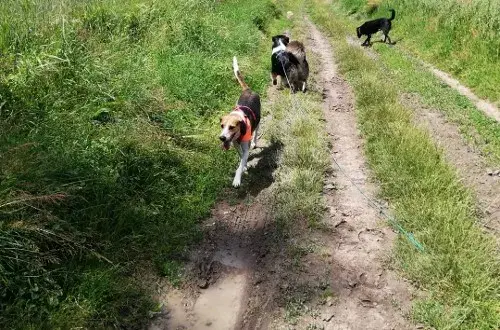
[
  {"left": 374, "top": 44, "right": 500, "bottom": 165},
  {"left": 336, "top": 0, "right": 500, "bottom": 105},
  {"left": 309, "top": 1, "right": 500, "bottom": 329},
  {"left": 258, "top": 4, "right": 331, "bottom": 325},
  {"left": 0, "top": 0, "right": 284, "bottom": 328},
  {"left": 266, "top": 1, "right": 330, "bottom": 230},
  {"left": 327, "top": 0, "right": 500, "bottom": 165}
]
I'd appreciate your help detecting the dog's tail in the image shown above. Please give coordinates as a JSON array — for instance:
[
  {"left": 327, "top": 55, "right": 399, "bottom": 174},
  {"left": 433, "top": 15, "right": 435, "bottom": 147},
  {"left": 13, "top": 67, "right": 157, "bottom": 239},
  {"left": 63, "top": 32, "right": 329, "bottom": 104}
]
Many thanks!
[
  {"left": 388, "top": 9, "right": 396, "bottom": 21},
  {"left": 233, "top": 56, "right": 249, "bottom": 90},
  {"left": 286, "top": 41, "right": 306, "bottom": 62}
]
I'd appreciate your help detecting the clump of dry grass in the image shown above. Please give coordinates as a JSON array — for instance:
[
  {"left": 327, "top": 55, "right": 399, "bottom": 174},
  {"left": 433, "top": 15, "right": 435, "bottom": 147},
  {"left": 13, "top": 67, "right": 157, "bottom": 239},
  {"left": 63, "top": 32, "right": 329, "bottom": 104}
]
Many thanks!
[{"left": 365, "top": 0, "right": 381, "bottom": 14}]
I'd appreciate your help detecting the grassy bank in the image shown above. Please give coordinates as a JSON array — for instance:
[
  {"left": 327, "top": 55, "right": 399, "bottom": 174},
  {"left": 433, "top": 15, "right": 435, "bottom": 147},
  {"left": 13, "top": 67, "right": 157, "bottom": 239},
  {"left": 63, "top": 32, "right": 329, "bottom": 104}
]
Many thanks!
[
  {"left": 375, "top": 45, "right": 500, "bottom": 165},
  {"left": 336, "top": 0, "right": 500, "bottom": 105},
  {"left": 309, "top": 1, "right": 500, "bottom": 329},
  {"left": 309, "top": 2, "right": 500, "bottom": 166},
  {"left": 0, "top": 0, "right": 282, "bottom": 328}
]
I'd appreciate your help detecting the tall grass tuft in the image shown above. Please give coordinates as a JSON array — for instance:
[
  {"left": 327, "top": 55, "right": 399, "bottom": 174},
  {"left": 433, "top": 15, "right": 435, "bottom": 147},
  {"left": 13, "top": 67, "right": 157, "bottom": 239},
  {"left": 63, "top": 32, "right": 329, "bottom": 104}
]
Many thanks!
[{"left": 269, "top": 94, "right": 330, "bottom": 228}]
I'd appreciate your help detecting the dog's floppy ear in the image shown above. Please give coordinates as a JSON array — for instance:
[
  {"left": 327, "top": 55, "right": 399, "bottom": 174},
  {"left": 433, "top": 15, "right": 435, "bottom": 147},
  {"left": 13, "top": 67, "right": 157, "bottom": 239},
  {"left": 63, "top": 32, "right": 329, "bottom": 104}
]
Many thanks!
[
  {"left": 239, "top": 119, "right": 247, "bottom": 139},
  {"left": 356, "top": 27, "right": 361, "bottom": 38}
]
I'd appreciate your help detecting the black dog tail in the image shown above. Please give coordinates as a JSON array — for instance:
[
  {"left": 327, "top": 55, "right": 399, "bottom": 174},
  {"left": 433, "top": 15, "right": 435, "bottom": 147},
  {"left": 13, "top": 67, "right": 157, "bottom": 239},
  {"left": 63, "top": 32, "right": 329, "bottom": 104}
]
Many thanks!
[{"left": 388, "top": 9, "right": 396, "bottom": 21}]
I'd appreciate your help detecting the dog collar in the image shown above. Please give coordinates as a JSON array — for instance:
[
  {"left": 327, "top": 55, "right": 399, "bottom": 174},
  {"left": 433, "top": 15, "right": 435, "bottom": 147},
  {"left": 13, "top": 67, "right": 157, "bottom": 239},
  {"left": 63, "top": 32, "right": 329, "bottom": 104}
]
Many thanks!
[{"left": 233, "top": 105, "right": 256, "bottom": 121}]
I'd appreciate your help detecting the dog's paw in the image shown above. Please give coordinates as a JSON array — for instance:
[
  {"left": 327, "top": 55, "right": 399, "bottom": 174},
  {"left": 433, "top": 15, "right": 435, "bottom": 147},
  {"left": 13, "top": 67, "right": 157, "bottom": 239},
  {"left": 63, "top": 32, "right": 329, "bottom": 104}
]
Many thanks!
[{"left": 232, "top": 177, "right": 241, "bottom": 188}]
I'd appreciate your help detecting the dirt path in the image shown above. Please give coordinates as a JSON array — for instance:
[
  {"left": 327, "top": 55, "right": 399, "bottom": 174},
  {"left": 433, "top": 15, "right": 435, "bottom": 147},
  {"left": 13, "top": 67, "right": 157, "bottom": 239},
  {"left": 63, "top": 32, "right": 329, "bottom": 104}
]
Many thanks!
[
  {"left": 346, "top": 29, "right": 500, "bottom": 240},
  {"left": 149, "top": 17, "right": 415, "bottom": 330},
  {"left": 401, "top": 93, "right": 500, "bottom": 238},
  {"left": 276, "top": 18, "right": 415, "bottom": 330},
  {"left": 422, "top": 63, "right": 500, "bottom": 122}
]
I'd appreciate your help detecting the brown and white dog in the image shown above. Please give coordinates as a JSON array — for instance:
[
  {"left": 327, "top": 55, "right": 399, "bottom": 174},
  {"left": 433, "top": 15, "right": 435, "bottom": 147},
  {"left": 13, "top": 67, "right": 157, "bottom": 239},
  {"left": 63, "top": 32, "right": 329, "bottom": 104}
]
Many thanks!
[{"left": 219, "top": 57, "right": 261, "bottom": 187}]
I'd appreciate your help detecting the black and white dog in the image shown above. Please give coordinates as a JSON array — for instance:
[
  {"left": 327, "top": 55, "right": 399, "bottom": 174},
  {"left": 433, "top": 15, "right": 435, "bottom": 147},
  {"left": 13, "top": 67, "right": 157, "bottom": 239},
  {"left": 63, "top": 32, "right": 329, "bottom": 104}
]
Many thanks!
[
  {"left": 271, "top": 34, "right": 309, "bottom": 92},
  {"left": 356, "top": 9, "right": 395, "bottom": 46}
]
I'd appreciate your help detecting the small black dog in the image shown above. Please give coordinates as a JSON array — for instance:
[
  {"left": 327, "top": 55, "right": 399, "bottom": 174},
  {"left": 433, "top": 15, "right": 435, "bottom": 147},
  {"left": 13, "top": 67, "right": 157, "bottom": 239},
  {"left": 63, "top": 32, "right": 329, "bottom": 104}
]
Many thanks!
[{"left": 356, "top": 9, "right": 395, "bottom": 46}]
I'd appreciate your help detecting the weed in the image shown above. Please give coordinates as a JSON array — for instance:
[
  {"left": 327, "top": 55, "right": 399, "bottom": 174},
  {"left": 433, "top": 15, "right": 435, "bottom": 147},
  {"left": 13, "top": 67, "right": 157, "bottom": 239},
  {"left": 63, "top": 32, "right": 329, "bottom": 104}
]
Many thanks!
[
  {"left": 161, "top": 260, "right": 184, "bottom": 288},
  {"left": 288, "top": 242, "right": 315, "bottom": 268},
  {"left": 284, "top": 297, "right": 308, "bottom": 325}
]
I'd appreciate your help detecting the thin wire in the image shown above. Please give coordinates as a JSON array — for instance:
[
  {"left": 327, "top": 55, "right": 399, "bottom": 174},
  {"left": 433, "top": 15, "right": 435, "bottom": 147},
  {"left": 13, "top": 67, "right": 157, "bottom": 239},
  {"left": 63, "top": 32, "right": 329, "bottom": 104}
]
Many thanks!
[{"left": 279, "top": 60, "right": 425, "bottom": 252}]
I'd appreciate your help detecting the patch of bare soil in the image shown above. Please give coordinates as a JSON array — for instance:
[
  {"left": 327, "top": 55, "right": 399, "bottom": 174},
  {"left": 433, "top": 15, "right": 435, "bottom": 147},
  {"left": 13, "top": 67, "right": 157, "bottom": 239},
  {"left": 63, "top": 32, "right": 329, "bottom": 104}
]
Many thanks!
[{"left": 401, "top": 93, "right": 500, "bottom": 238}]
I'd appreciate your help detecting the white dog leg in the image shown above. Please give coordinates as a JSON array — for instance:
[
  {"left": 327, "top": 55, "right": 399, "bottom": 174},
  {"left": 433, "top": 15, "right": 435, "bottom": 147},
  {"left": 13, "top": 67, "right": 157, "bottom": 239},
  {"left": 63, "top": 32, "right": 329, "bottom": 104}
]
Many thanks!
[
  {"left": 234, "top": 142, "right": 243, "bottom": 158},
  {"left": 233, "top": 142, "right": 249, "bottom": 187},
  {"left": 251, "top": 125, "right": 259, "bottom": 150}
]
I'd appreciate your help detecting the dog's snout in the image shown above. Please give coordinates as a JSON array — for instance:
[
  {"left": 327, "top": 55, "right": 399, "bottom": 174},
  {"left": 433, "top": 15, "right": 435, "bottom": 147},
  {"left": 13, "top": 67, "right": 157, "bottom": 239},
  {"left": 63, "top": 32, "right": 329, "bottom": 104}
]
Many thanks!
[{"left": 219, "top": 135, "right": 226, "bottom": 142}]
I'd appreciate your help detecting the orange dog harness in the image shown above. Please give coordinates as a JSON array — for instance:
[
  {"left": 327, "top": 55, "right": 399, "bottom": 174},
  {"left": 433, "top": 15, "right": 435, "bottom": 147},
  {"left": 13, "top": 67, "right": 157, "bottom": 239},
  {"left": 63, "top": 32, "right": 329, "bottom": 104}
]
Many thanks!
[{"left": 239, "top": 115, "right": 252, "bottom": 142}]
